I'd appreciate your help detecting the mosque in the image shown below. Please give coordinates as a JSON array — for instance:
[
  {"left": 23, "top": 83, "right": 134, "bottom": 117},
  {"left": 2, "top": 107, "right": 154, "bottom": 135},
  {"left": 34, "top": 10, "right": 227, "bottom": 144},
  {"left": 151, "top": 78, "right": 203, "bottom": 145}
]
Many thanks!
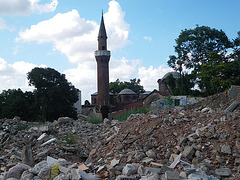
[{"left": 90, "top": 14, "right": 179, "bottom": 119}]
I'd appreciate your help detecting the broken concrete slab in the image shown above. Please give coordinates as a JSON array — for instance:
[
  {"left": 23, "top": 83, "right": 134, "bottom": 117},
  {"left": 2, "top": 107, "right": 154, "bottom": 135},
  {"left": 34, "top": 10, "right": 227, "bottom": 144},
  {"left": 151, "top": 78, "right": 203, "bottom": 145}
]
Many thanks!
[
  {"left": 5, "top": 163, "right": 31, "bottom": 179},
  {"left": 165, "top": 170, "right": 180, "bottom": 180},
  {"left": 21, "top": 145, "right": 34, "bottom": 167},
  {"left": 122, "top": 163, "right": 141, "bottom": 176},
  {"left": 215, "top": 168, "right": 232, "bottom": 177},
  {"left": 182, "top": 146, "right": 195, "bottom": 161}
]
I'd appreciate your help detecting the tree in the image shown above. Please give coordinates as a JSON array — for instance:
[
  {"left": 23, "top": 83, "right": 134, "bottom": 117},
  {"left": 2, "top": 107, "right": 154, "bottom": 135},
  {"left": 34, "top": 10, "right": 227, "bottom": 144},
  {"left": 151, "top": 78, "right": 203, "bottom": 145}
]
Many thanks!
[
  {"left": 170, "top": 25, "right": 232, "bottom": 73},
  {"left": 0, "top": 89, "right": 31, "bottom": 119},
  {"left": 165, "top": 73, "right": 196, "bottom": 96},
  {"left": 27, "top": 67, "right": 79, "bottom": 121},
  {"left": 109, "top": 78, "right": 145, "bottom": 94},
  {"left": 167, "top": 25, "right": 239, "bottom": 96}
]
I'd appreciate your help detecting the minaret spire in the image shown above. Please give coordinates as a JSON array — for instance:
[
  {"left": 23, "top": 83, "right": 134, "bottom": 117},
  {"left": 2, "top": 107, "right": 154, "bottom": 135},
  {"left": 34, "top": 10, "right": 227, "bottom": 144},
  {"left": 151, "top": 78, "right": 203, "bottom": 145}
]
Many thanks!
[
  {"left": 94, "top": 13, "right": 111, "bottom": 119},
  {"left": 98, "top": 12, "right": 107, "bottom": 40}
]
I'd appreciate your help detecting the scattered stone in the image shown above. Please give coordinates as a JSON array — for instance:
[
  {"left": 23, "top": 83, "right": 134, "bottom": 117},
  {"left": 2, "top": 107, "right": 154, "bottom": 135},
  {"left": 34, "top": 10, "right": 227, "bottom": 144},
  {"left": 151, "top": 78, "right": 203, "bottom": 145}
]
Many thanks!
[
  {"left": 103, "top": 118, "right": 111, "bottom": 125},
  {"left": 58, "top": 117, "right": 72, "bottom": 124},
  {"left": 21, "top": 145, "right": 34, "bottom": 167},
  {"left": 146, "top": 149, "right": 156, "bottom": 159},
  {"left": 37, "top": 166, "right": 51, "bottom": 179},
  {"left": 110, "top": 158, "right": 120, "bottom": 167},
  {"left": 220, "top": 144, "right": 231, "bottom": 154},
  {"left": 71, "top": 169, "right": 81, "bottom": 180},
  {"left": 165, "top": 170, "right": 180, "bottom": 180},
  {"left": 215, "top": 168, "right": 232, "bottom": 177},
  {"left": 21, "top": 170, "right": 34, "bottom": 180},
  {"left": 182, "top": 146, "right": 195, "bottom": 161},
  {"left": 0, "top": 88, "right": 240, "bottom": 179},
  {"left": 6, "top": 163, "right": 31, "bottom": 179},
  {"left": 122, "top": 163, "right": 141, "bottom": 176},
  {"left": 30, "top": 161, "right": 48, "bottom": 175},
  {"left": 224, "top": 100, "right": 240, "bottom": 113}
]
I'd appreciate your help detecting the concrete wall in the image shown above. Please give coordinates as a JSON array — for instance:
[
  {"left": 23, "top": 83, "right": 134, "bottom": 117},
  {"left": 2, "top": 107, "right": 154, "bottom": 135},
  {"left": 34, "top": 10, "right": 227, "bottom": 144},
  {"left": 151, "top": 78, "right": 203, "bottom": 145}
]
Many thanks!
[
  {"left": 228, "top": 85, "right": 240, "bottom": 99},
  {"left": 74, "top": 91, "right": 82, "bottom": 113}
]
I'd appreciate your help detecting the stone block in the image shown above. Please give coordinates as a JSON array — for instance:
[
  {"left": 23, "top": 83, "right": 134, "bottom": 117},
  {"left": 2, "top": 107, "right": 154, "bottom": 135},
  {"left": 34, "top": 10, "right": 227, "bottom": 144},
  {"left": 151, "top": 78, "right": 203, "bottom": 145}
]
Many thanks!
[
  {"left": 6, "top": 163, "right": 31, "bottom": 179},
  {"left": 221, "top": 144, "right": 231, "bottom": 154},
  {"left": 215, "top": 168, "right": 232, "bottom": 177},
  {"left": 146, "top": 149, "right": 156, "bottom": 158},
  {"left": 21, "top": 145, "right": 34, "bottom": 167},
  {"left": 38, "top": 167, "right": 51, "bottom": 179},
  {"left": 122, "top": 163, "right": 140, "bottom": 176},
  {"left": 165, "top": 170, "right": 180, "bottom": 180},
  {"left": 182, "top": 146, "right": 195, "bottom": 161}
]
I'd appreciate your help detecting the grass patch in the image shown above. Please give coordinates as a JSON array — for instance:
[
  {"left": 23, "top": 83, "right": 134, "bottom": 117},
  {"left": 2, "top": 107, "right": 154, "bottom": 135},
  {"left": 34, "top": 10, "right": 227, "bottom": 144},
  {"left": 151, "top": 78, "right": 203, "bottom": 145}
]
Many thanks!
[
  {"left": 87, "top": 116, "right": 103, "bottom": 124},
  {"left": 114, "top": 107, "right": 152, "bottom": 121},
  {"left": 59, "top": 134, "right": 78, "bottom": 145},
  {"left": 13, "top": 122, "right": 28, "bottom": 131}
]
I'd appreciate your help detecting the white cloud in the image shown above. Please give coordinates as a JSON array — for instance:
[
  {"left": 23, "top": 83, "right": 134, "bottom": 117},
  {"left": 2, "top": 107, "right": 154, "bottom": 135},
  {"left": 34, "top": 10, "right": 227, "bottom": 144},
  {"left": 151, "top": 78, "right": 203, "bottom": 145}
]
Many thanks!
[
  {"left": 138, "top": 65, "right": 171, "bottom": 91},
  {"left": 16, "top": 9, "right": 98, "bottom": 63},
  {"left": 15, "top": 1, "right": 131, "bottom": 101},
  {"left": 0, "top": 0, "right": 58, "bottom": 15},
  {"left": 104, "top": 0, "right": 130, "bottom": 50},
  {"left": 0, "top": 18, "right": 7, "bottom": 29},
  {"left": 32, "top": 0, "right": 58, "bottom": 13},
  {"left": 6, "top": 0, "right": 169, "bottom": 102},
  {"left": 144, "top": 36, "right": 152, "bottom": 42},
  {"left": 0, "top": 57, "right": 46, "bottom": 92},
  {"left": 110, "top": 57, "right": 141, "bottom": 81},
  {"left": 0, "top": 18, "right": 15, "bottom": 31}
]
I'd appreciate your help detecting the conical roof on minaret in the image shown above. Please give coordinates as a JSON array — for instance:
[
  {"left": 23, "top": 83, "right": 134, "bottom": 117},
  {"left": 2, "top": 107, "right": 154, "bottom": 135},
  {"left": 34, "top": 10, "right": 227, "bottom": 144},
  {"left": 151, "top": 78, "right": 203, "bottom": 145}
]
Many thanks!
[{"left": 98, "top": 13, "right": 107, "bottom": 38}]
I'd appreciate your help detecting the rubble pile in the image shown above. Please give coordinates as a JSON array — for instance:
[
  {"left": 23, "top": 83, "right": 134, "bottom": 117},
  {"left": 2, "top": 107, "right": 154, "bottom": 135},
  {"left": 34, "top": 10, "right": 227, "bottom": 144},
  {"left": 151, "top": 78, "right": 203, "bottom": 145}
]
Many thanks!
[
  {"left": 184, "top": 91, "right": 240, "bottom": 113},
  {"left": 0, "top": 94, "right": 240, "bottom": 179}
]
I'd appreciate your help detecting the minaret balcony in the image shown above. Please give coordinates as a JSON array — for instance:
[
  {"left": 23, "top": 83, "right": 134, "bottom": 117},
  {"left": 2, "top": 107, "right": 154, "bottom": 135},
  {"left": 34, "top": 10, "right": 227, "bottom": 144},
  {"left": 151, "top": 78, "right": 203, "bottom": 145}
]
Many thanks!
[{"left": 94, "top": 50, "right": 111, "bottom": 57}]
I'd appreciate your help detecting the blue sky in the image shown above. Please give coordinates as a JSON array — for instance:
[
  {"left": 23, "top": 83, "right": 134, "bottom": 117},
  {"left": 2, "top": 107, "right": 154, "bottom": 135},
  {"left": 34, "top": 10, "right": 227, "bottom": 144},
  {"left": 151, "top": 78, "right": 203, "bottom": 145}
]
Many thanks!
[{"left": 0, "top": 0, "right": 240, "bottom": 102}]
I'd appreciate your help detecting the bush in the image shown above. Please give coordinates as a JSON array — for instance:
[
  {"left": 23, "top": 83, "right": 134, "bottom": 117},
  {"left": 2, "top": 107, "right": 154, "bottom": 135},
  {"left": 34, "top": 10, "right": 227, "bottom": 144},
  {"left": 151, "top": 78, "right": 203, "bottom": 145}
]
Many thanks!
[
  {"left": 13, "top": 122, "right": 28, "bottom": 131},
  {"left": 87, "top": 116, "right": 103, "bottom": 124},
  {"left": 114, "top": 107, "right": 152, "bottom": 121},
  {"left": 60, "top": 134, "right": 78, "bottom": 145}
]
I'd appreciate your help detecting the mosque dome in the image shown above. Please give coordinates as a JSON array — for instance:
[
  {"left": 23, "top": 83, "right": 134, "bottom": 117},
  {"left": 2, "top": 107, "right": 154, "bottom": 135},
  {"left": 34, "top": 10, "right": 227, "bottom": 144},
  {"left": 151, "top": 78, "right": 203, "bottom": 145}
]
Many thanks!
[{"left": 119, "top": 88, "right": 137, "bottom": 95}]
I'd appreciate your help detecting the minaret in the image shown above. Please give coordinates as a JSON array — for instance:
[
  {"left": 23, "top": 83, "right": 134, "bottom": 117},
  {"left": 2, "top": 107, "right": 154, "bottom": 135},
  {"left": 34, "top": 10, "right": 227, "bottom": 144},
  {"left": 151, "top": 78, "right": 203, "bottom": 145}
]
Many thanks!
[{"left": 94, "top": 13, "right": 111, "bottom": 119}]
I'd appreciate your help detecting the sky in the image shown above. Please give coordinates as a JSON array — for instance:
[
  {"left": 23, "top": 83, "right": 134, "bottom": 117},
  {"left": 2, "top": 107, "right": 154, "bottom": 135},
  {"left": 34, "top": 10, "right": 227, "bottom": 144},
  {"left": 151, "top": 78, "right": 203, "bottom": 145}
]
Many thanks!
[{"left": 0, "top": 0, "right": 240, "bottom": 103}]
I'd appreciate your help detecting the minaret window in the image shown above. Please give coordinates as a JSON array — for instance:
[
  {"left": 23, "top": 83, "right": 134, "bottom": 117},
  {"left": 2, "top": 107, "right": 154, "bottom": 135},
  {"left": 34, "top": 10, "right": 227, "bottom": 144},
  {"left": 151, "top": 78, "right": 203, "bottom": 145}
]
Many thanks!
[{"left": 102, "top": 46, "right": 105, "bottom": 50}]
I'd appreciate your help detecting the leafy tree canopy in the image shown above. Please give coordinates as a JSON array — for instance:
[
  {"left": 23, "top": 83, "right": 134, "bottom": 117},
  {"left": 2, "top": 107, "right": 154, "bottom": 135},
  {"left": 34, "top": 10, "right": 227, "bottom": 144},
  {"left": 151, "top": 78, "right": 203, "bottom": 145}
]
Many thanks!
[
  {"left": 168, "top": 25, "right": 232, "bottom": 73},
  {"left": 109, "top": 78, "right": 145, "bottom": 94},
  {"left": 27, "top": 67, "right": 79, "bottom": 121},
  {"left": 167, "top": 25, "right": 240, "bottom": 96},
  {"left": 0, "top": 89, "right": 36, "bottom": 120}
]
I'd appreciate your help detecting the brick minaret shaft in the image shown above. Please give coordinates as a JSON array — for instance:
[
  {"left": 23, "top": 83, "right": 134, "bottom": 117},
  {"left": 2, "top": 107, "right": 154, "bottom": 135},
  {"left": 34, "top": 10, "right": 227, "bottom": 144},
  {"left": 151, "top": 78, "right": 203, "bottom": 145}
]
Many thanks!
[{"left": 94, "top": 13, "right": 111, "bottom": 118}]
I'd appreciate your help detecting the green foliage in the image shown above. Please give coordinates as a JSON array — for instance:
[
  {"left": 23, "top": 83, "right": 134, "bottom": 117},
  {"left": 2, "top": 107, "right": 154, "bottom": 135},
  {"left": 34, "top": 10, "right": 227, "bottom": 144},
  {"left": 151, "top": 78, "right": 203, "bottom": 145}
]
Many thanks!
[
  {"left": 164, "top": 96, "right": 175, "bottom": 107},
  {"left": 114, "top": 107, "right": 152, "bottom": 121},
  {"left": 13, "top": 122, "right": 28, "bottom": 131},
  {"left": 109, "top": 78, "right": 145, "bottom": 94},
  {"left": 165, "top": 73, "right": 196, "bottom": 96},
  {"left": 0, "top": 67, "right": 79, "bottom": 122},
  {"left": 59, "top": 134, "right": 78, "bottom": 145},
  {"left": 27, "top": 67, "right": 79, "bottom": 121},
  {"left": 0, "top": 89, "right": 36, "bottom": 120},
  {"left": 198, "top": 52, "right": 240, "bottom": 96},
  {"left": 87, "top": 116, "right": 103, "bottom": 124},
  {"left": 168, "top": 25, "right": 240, "bottom": 96},
  {"left": 171, "top": 25, "right": 231, "bottom": 72}
]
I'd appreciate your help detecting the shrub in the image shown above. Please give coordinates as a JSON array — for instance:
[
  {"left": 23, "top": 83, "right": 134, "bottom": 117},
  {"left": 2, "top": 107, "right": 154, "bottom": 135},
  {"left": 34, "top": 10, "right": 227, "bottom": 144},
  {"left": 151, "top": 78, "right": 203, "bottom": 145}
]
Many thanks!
[
  {"left": 13, "top": 122, "right": 28, "bottom": 131},
  {"left": 87, "top": 116, "right": 103, "bottom": 124},
  {"left": 114, "top": 107, "right": 152, "bottom": 121},
  {"left": 60, "top": 134, "right": 78, "bottom": 145}
]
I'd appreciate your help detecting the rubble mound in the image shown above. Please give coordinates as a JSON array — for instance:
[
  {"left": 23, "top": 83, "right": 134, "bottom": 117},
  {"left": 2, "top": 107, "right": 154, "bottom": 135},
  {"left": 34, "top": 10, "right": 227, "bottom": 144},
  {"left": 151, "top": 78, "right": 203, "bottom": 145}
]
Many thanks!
[
  {"left": 185, "top": 91, "right": 240, "bottom": 112},
  {"left": 0, "top": 92, "right": 240, "bottom": 179}
]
